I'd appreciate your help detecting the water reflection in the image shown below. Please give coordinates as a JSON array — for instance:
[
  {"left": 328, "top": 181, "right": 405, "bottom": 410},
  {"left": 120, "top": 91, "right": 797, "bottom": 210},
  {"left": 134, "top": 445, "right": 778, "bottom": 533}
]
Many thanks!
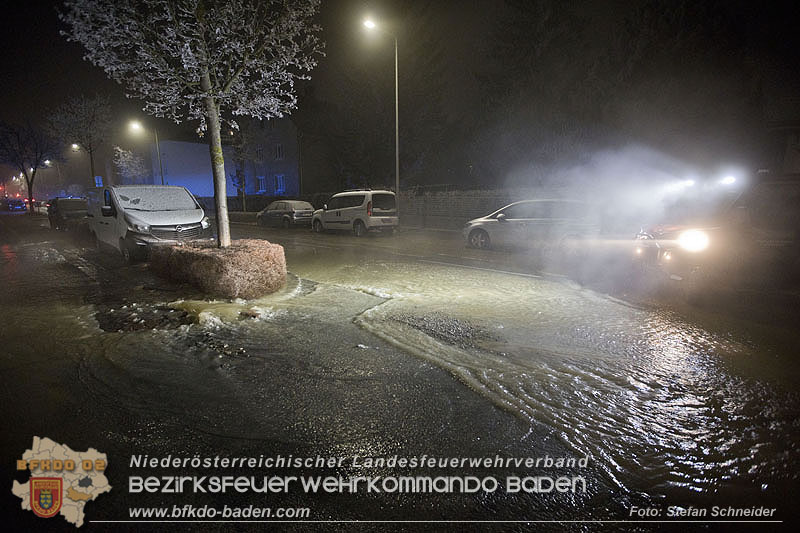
[{"left": 281, "top": 256, "right": 799, "bottom": 497}]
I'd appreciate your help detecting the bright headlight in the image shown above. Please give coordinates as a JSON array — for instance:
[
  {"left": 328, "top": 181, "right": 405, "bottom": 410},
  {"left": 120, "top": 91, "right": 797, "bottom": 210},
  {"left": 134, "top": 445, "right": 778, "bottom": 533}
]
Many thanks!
[
  {"left": 126, "top": 217, "right": 150, "bottom": 234},
  {"left": 201, "top": 216, "right": 210, "bottom": 229},
  {"left": 678, "top": 229, "right": 709, "bottom": 252}
]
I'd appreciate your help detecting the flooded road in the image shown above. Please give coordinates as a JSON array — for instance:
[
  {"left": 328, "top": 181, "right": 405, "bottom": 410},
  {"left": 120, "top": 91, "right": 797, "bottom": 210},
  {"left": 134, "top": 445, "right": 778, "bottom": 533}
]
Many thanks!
[
  {"left": 260, "top": 228, "right": 800, "bottom": 501},
  {"left": 1, "top": 214, "right": 798, "bottom": 529}
]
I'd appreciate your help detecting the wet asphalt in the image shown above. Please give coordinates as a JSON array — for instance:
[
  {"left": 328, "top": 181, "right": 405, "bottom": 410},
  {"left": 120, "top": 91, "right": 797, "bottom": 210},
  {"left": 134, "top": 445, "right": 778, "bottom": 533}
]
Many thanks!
[{"left": 0, "top": 213, "right": 797, "bottom": 531}]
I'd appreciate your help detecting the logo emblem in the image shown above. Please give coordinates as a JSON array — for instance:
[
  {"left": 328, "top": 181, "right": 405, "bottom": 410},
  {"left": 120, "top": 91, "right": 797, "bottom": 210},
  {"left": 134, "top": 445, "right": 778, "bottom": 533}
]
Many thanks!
[
  {"left": 175, "top": 225, "right": 183, "bottom": 233},
  {"left": 30, "top": 478, "right": 62, "bottom": 518}
]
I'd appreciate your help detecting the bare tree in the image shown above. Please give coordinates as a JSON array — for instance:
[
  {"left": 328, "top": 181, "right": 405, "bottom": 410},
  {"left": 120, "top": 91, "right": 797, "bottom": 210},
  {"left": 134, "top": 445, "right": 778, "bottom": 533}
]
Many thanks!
[
  {"left": 227, "top": 119, "right": 263, "bottom": 212},
  {"left": 60, "top": 0, "right": 323, "bottom": 247},
  {"left": 48, "top": 94, "right": 113, "bottom": 187},
  {"left": 112, "top": 146, "right": 148, "bottom": 184},
  {"left": 0, "top": 122, "right": 60, "bottom": 213}
]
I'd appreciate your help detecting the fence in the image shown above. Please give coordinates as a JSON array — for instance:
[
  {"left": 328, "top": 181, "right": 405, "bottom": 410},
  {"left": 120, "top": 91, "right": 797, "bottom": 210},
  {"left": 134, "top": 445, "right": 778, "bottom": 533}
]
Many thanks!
[{"left": 399, "top": 187, "right": 568, "bottom": 230}]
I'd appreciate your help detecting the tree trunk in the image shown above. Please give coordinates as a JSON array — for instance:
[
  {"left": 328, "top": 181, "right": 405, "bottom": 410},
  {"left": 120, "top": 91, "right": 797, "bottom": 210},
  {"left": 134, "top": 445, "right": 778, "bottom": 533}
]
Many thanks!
[
  {"left": 201, "top": 72, "right": 231, "bottom": 248},
  {"left": 241, "top": 168, "right": 247, "bottom": 212},
  {"left": 25, "top": 173, "right": 35, "bottom": 215},
  {"left": 88, "top": 148, "right": 96, "bottom": 188}
]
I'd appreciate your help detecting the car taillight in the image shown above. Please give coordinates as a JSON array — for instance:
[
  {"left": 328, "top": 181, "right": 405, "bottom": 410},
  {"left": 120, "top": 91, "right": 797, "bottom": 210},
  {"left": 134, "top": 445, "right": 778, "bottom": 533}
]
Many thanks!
[{"left": 367, "top": 201, "right": 372, "bottom": 216}]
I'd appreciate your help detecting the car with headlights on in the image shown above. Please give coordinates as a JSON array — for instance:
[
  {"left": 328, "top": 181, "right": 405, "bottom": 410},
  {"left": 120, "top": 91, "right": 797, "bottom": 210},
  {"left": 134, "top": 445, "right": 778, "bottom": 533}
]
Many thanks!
[
  {"left": 463, "top": 199, "right": 601, "bottom": 252},
  {"left": 633, "top": 179, "right": 800, "bottom": 290},
  {"left": 257, "top": 200, "right": 314, "bottom": 228}
]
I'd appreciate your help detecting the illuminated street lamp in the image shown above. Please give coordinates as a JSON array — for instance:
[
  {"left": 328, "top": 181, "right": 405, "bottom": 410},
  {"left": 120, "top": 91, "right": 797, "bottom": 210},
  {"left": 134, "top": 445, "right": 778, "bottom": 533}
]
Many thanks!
[
  {"left": 363, "top": 17, "right": 400, "bottom": 218},
  {"left": 129, "top": 120, "right": 164, "bottom": 185}
]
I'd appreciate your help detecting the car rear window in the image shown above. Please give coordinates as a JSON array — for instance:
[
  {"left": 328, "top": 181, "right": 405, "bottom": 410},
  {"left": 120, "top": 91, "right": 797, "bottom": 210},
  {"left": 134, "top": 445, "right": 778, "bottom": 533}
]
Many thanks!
[
  {"left": 57, "top": 199, "right": 88, "bottom": 211},
  {"left": 290, "top": 201, "right": 313, "bottom": 210},
  {"left": 372, "top": 194, "right": 396, "bottom": 210}
]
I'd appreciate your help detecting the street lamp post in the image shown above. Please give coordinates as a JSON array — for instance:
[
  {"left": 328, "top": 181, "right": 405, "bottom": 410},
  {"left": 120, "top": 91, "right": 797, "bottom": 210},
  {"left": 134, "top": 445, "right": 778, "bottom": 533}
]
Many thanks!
[
  {"left": 129, "top": 121, "right": 165, "bottom": 185},
  {"left": 363, "top": 18, "right": 400, "bottom": 219}
]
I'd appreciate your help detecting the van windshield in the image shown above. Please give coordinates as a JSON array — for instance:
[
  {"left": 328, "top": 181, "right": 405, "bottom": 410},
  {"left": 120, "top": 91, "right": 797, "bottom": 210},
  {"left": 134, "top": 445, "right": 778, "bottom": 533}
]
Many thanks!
[{"left": 115, "top": 187, "right": 198, "bottom": 211}]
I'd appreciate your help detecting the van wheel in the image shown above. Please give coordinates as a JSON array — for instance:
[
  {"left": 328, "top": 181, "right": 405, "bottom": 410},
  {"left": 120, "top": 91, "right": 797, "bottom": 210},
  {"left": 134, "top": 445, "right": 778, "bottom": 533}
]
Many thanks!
[
  {"left": 468, "top": 229, "right": 490, "bottom": 249},
  {"left": 353, "top": 220, "right": 367, "bottom": 237},
  {"left": 313, "top": 220, "right": 324, "bottom": 233}
]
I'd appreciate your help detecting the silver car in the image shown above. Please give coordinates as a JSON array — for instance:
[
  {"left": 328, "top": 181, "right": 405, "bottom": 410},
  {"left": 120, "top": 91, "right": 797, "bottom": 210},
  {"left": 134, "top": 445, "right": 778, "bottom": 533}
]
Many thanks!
[
  {"left": 257, "top": 200, "right": 314, "bottom": 228},
  {"left": 463, "top": 199, "right": 600, "bottom": 250}
]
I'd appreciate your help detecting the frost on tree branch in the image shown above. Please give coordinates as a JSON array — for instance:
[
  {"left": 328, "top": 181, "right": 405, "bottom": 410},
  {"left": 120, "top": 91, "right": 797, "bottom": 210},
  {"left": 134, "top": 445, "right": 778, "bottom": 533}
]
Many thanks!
[
  {"left": 59, "top": 0, "right": 324, "bottom": 133},
  {"left": 113, "top": 146, "right": 148, "bottom": 184}
]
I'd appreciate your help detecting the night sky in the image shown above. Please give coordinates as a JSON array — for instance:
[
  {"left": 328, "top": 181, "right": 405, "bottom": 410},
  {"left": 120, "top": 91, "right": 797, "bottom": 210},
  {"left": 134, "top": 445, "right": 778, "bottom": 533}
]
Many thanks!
[{"left": 2, "top": 0, "right": 800, "bottom": 189}]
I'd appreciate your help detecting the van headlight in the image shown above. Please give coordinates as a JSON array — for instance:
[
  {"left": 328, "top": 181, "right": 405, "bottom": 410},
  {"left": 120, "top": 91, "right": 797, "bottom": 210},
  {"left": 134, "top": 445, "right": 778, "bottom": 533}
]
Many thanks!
[
  {"left": 201, "top": 216, "right": 210, "bottom": 229},
  {"left": 126, "top": 217, "right": 150, "bottom": 234},
  {"left": 678, "top": 229, "right": 709, "bottom": 252}
]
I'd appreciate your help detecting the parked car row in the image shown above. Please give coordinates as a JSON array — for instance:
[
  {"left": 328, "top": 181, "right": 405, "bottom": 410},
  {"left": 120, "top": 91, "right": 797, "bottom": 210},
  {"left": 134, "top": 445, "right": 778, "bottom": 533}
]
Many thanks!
[
  {"left": 37, "top": 179, "right": 799, "bottom": 299},
  {"left": 257, "top": 189, "right": 399, "bottom": 237}
]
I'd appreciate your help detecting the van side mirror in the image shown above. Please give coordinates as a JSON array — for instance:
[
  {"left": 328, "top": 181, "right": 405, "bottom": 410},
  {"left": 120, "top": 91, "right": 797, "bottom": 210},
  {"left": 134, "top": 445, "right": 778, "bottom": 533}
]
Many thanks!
[
  {"left": 497, "top": 213, "right": 507, "bottom": 222},
  {"left": 101, "top": 205, "right": 114, "bottom": 217},
  {"left": 323, "top": 204, "right": 328, "bottom": 210}
]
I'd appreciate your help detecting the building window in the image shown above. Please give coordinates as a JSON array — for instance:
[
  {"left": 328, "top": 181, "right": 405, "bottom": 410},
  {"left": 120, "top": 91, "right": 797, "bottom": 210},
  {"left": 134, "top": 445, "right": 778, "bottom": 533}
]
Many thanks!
[
  {"left": 255, "top": 145, "right": 264, "bottom": 162},
  {"left": 274, "top": 143, "right": 284, "bottom": 161},
  {"left": 258, "top": 175, "right": 267, "bottom": 192},
  {"left": 274, "top": 174, "right": 285, "bottom": 195}
]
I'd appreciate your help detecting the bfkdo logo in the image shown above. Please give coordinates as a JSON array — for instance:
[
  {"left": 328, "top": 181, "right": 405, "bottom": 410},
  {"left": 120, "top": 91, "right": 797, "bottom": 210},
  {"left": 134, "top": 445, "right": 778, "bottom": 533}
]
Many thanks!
[
  {"left": 30, "top": 478, "right": 63, "bottom": 518},
  {"left": 12, "top": 437, "right": 112, "bottom": 527}
]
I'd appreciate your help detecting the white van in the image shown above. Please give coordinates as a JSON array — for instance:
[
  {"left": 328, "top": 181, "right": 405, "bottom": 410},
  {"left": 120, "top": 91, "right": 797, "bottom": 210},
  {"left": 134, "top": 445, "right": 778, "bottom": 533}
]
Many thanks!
[
  {"left": 87, "top": 185, "right": 212, "bottom": 262},
  {"left": 312, "top": 189, "right": 398, "bottom": 236}
]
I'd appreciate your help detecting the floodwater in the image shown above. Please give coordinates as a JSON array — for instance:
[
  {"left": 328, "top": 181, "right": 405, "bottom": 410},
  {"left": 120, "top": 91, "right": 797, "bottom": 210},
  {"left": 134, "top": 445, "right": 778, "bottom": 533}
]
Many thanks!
[
  {"left": 282, "top": 247, "right": 800, "bottom": 502},
  {"left": 1, "top": 218, "right": 798, "bottom": 525}
]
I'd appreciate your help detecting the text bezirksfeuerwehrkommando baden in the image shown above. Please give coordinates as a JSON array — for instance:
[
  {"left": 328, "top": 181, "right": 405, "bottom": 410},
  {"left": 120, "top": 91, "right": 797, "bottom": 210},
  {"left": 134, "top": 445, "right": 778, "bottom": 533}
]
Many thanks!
[{"left": 128, "top": 454, "right": 590, "bottom": 495}]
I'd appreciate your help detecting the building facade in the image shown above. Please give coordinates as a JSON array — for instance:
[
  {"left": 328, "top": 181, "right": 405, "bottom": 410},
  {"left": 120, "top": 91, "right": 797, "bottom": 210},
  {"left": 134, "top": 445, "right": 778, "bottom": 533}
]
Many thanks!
[{"left": 126, "top": 118, "right": 300, "bottom": 199}]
